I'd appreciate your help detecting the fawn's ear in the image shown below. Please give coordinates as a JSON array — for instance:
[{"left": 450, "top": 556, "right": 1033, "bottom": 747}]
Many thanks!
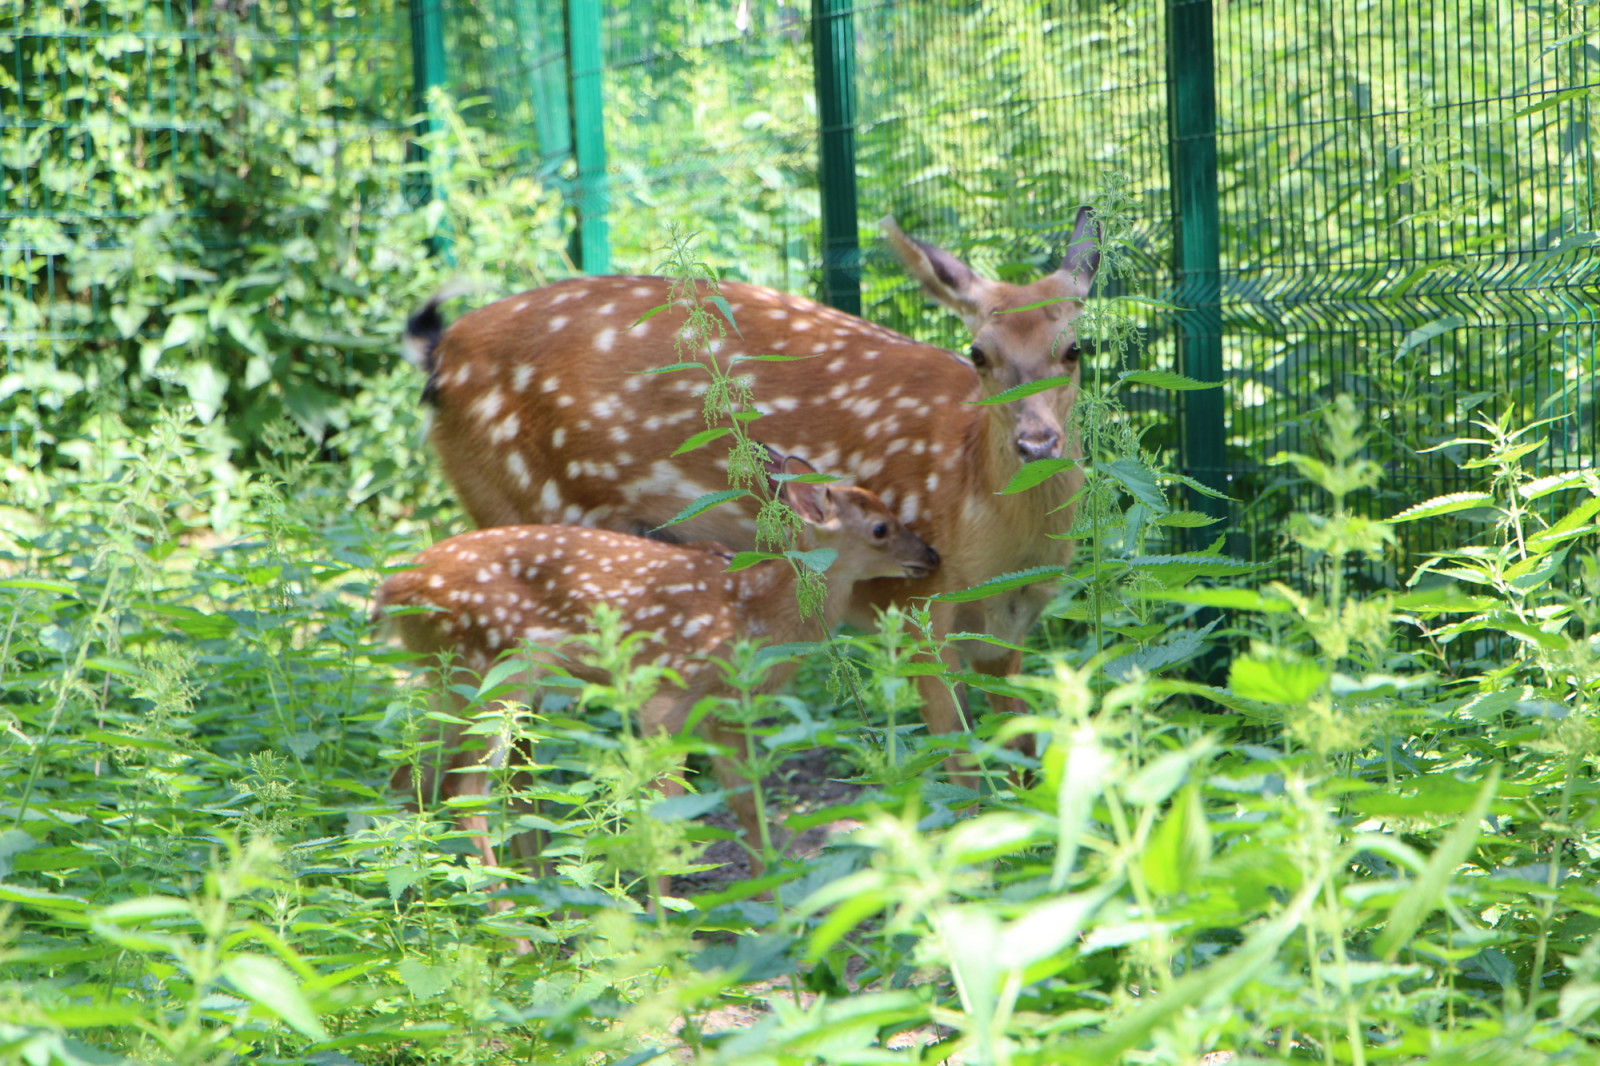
[{"left": 779, "top": 455, "right": 834, "bottom": 525}]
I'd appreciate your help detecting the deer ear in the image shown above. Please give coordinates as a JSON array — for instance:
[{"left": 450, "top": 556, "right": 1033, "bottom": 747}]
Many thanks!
[
  {"left": 779, "top": 455, "right": 831, "bottom": 524},
  {"left": 1057, "top": 206, "right": 1101, "bottom": 297},
  {"left": 880, "top": 217, "right": 990, "bottom": 327}
]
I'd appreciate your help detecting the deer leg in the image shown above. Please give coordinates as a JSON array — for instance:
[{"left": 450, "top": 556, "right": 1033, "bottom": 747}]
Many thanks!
[
  {"left": 967, "top": 646, "right": 1038, "bottom": 761},
  {"left": 703, "top": 715, "right": 775, "bottom": 875},
  {"left": 638, "top": 691, "right": 694, "bottom": 905}
]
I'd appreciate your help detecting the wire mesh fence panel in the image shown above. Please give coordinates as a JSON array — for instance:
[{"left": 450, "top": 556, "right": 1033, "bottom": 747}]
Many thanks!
[
  {"left": 600, "top": 0, "right": 818, "bottom": 288},
  {"left": 849, "top": 1, "right": 1180, "bottom": 451},
  {"left": 1212, "top": 0, "right": 1600, "bottom": 573}
]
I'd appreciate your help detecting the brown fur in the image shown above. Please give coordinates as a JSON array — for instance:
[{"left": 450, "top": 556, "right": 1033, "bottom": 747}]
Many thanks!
[{"left": 412, "top": 210, "right": 1100, "bottom": 774}]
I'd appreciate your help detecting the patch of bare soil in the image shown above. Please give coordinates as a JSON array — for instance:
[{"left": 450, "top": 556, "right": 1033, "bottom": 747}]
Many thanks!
[{"left": 669, "top": 744, "right": 866, "bottom": 895}]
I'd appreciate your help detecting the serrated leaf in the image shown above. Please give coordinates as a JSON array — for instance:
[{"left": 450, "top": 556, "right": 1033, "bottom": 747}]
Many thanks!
[
  {"left": 1101, "top": 458, "right": 1166, "bottom": 509},
  {"left": 1394, "top": 314, "right": 1465, "bottom": 360},
  {"left": 671, "top": 427, "right": 733, "bottom": 456},
  {"left": 477, "top": 656, "right": 535, "bottom": 698},
  {"left": 222, "top": 954, "right": 329, "bottom": 1040},
  {"left": 786, "top": 547, "right": 837, "bottom": 573},
  {"left": 1519, "top": 469, "right": 1593, "bottom": 500},
  {"left": 1153, "top": 510, "right": 1223, "bottom": 528},
  {"left": 927, "top": 566, "right": 1067, "bottom": 603},
  {"left": 724, "top": 551, "right": 783, "bottom": 572},
  {"left": 655, "top": 489, "right": 747, "bottom": 530},
  {"left": 0, "top": 577, "right": 77, "bottom": 595},
  {"left": 635, "top": 361, "right": 704, "bottom": 375},
  {"left": 1229, "top": 655, "right": 1328, "bottom": 704},
  {"left": 771, "top": 471, "right": 843, "bottom": 484},
  {"left": 1373, "top": 770, "right": 1497, "bottom": 960},
  {"left": 1132, "top": 587, "right": 1293, "bottom": 613},
  {"left": 708, "top": 294, "right": 743, "bottom": 337},
  {"left": 1389, "top": 492, "right": 1496, "bottom": 522},
  {"left": 996, "top": 297, "right": 1071, "bottom": 313},
  {"left": 1167, "top": 471, "right": 1233, "bottom": 501},
  {"left": 1128, "top": 553, "right": 1263, "bottom": 582},
  {"left": 971, "top": 374, "right": 1076, "bottom": 405},
  {"left": 1117, "top": 369, "right": 1221, "bottom": 390},
  {"left": 999, "top": 457, "right": 1077, "bottom": 494},
  {"left": 625, "top": 302, "right": 673, "bottom": 331}
]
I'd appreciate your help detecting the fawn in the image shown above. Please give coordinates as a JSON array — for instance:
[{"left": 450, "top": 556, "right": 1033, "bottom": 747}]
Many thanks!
[{"left": 375, "top": 455, "right": 939, "bottom": 898}]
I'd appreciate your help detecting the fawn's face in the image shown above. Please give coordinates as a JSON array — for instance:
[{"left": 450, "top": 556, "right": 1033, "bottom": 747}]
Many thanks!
[{"left": 803, "top": 484, "right": 941, "bottom": 582}]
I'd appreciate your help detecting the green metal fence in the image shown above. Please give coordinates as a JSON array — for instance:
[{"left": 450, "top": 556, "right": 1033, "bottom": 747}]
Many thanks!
[
  {"left": 429, "top": 0, "right": 1597, "bottom": 566},
  {"left": 7, "top": 2, "right": 1596, "bottom": 567}
]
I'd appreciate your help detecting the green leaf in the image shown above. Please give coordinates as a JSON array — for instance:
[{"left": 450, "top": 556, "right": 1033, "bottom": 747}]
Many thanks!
[
  {"left": 1394, "top": 314, "right": 1465, "bottom": 361},
  {"left": 634, "top": 361, "right": 704, "bottom": 375},
  {"left": 996, "top": 297, "right": 1070, "bottom": 313},
  {"left": 1116, "top": 369, "right": 1221, "bottom": 390},
  {"left": 179, "top": 361, "right": 227, "bottom": 424},
  {"left": 970, "top": 374, "right": 1076, "bottom": 405},
  {"left": 724, "top": 551, "right": 783, "bottom": 572},
  {"left": 1518, "top": 469, "right": 1594, "bottom": 500},
  {"left": 222, "top": 954, "right": 329, "bottom": 1040},
  {"left": 1229, "top": 655, "right": 1328, "bottom": 704},
  {"left": 1388, "top": 492, "right": 1496, "bottom": 522},
  {"left": 708, "top": 294, "right": 743, "bottom": 337},
  {"left": 395, "top": 958, "right": 454, "bottom": 1000},
  {"left": 1153, "top": 510, "right": 1223, "bottom": 528},
  {"left": 671, "top": 427, "right": 733, "bottom": 456},
  {"left": 927, "top": 566, "right": 1067, "bottom": 603},
  {"left": 161, "top": 314, "right": 201, "bottom": 351},
  {"left": 626, "top": 302, "right": 674, "bottom": 331},
  {"left": 786, "top": 547, "right": 837, "bottom": 573},
  {"left": 1133, "top": 587, "right": 1292, "bottom": 613},
  {"left": 999, "top": 457, "right": 1077, "bottom": 494},
  {"left": 1373, "top": 770, "right": 1498, "bottom": 960},
  {"left": 1127, "top": 552, "right": 1264, "bottom": 583},
  {"left": 477, "top": 655, "right": 535, "bottom": 698},
  {"left": 0, "top": 577, "right": 77, "bottom": 595},
  {"left": 1166, "top": 471, "right": 1233, "bottom": 501},
  {"left": 1100, "top": 458, "right": 1166, "bottom": 509},
  {"left": 1512, "top": 85, "right": 1594, "bottom": 118},
  {"left": 655, "top": 489, "right": 748, "bottom": 530}
]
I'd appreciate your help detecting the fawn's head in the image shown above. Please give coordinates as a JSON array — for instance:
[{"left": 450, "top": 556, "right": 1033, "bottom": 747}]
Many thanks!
[
  {"left": 775, "top": 454, "right": 940, "bottom": 581},
  {"left": 881, "top": 206, "right": 1101, "bottom": 463}
]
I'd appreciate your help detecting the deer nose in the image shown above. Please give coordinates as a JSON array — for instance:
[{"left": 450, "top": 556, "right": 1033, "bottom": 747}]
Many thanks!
[
  {"left": 1016, "top": 431, "right": 1062, "bottom": 462},
  {"left": 923, "top": 544, "right": 941, "bottom": 570}
]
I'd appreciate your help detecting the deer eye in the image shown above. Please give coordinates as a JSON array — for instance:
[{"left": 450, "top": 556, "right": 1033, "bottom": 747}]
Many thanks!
[
  {"left": 1063, "top": 342, "right": 1081, "bottom": 363},
  {"left": 872, "top": 522, "right": 889, "bottom": 540},
  {"left": 969, "top": 345, "right": 988, "bottom": 369}
]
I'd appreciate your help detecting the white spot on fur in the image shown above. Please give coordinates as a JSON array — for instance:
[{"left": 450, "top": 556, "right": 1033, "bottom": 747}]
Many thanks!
[
  {"left": 549, "top": 315, "right": 569, "bottom": 332},
  {"left": 551, "top": 427, "right": 567, "bottom": 448},
  {"left": 473, "top": 387, "right": 505, "bottom": 423},
  {"left": 506, "top": 450, "right": 532, "bottom": 488},
  {"left": 512, "top": 364, "right": 535, "bottom": 392},
  {"left": 595, "top": 327, "right": 616, "bottom": 352}
]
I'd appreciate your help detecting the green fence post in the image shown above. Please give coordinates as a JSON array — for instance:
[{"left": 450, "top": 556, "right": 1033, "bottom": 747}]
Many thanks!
[
  {"left": 408, "top": 0, "right": 450, "bottom": 257},
  {"left": 1166, "top": 0, "right": 1226, "bottom": 524},
  {"left": 566, "top": 0, "right": 610, "bottom": 274},
  {"left": 812, "top": 0, "right": 860, "bottom": 315}
]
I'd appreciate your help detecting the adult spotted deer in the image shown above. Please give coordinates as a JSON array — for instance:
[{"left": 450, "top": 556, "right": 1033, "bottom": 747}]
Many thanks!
[
  {"left": 376, "top": 455, "right": 939, "bottom": 885},
  {"left": 405, "top": 208, "right": 1099, "bottom": 769}
]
